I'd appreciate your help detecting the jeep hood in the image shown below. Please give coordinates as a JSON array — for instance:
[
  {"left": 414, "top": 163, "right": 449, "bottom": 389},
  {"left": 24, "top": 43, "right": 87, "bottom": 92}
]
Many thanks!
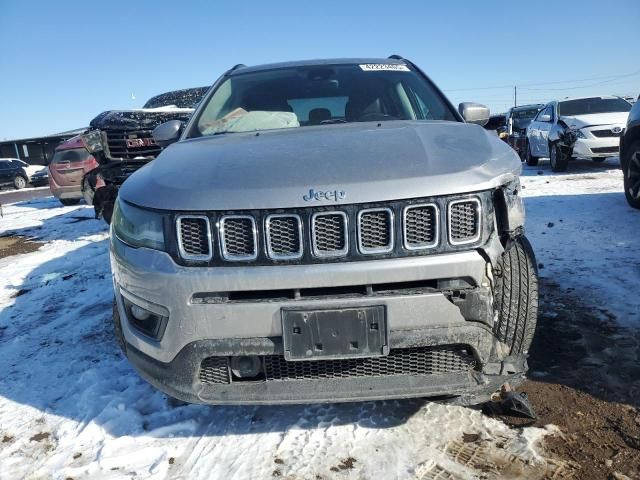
[
  {"left": 560, "top": 112, "right": 629, "bottom": 129},
  {"left": 120, "top": 121, "right": 521, "bottom": 211},
  {"left": 89, "top": 109, "right": 194, "bottom": 131}
]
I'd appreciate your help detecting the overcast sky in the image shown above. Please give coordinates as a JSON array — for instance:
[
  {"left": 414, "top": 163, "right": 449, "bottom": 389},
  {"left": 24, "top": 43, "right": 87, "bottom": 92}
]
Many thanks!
[{"left": 1, "top": 0, "right": 638, "bottom": 140}]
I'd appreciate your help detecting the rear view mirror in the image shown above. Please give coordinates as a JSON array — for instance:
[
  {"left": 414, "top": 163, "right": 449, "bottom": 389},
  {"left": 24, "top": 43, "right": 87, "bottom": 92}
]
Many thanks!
[
  {"left": 153, "top": 120, "right": 184, "bottom": 148},
  {"left": 458, "top": 102, "right": 490, "bottom": 126}
]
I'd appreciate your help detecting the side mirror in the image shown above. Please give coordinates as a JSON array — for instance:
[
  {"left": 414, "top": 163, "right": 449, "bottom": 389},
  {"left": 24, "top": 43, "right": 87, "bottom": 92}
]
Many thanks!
[
  {"left": 458, "top": 102, "right": 490, "bottom": 126},
  {"left": 152, "top": 120, "right": 184, "bottom": 148},
  {"left": 539, "top": 114, "right": 552, "bottom": 123}
]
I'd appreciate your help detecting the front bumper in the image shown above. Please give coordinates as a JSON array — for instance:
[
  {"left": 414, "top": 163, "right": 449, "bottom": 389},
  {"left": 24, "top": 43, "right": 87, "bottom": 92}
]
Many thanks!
[
  {"left": 124, "top": 332, "right": 526, "bottom": 405},
  {"left": 572, "top": 137, "right": 620, "bottom": 158},
  {"left": 111, "top": 234, "right": 523, "bottom": 404}
]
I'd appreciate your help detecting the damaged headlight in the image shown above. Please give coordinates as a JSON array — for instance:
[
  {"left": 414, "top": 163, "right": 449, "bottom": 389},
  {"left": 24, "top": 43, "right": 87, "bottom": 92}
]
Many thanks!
[
  {"left": 81, "top": 130, "right": 104, "bottom": 153},
  {"left": 112, "top": 198, "right": 165, "bottom": 251},
  {"left": 575, "top": 129, "right": 586, "bottom": 139}
]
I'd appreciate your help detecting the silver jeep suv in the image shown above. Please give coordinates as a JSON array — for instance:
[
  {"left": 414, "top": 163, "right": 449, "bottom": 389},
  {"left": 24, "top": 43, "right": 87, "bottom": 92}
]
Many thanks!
[{"left": 110, "top": 57, "right": 538, "bottom": 405}]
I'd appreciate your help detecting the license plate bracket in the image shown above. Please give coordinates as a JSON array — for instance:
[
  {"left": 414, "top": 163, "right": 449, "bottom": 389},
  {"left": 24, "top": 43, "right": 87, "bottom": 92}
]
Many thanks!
[{"left": 281, "top": 306, "right": 388, "bottom": 361}]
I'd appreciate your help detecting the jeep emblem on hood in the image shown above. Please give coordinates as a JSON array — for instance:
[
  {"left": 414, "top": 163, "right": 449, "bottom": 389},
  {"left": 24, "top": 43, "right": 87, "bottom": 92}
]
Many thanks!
[{"left": 303, "top": 188, "right": 346, "bottom": 202}]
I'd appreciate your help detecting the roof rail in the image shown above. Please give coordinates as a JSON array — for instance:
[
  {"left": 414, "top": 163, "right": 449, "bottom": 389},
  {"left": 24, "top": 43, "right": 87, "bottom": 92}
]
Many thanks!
[
  {"left": 229, "top": 64, "right": 246, "bottom": 72},
  {"left": 388, "top": 54, "right": 404, "bottom": 60}
]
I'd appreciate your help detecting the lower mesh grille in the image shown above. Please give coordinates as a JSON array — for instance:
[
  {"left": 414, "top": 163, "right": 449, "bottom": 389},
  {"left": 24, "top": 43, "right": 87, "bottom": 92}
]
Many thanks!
[
  {"left": 263, "top": 346, "right": 475, "bottom": 381},
  {"left": 449, "top": 200, "right": 480, "bottom": 243},
  {"left": 199, "top": 357, "right": 231, "bottom": 384},
  {"left": 194, "top": 346, "right": 476, "bottom": 385}
]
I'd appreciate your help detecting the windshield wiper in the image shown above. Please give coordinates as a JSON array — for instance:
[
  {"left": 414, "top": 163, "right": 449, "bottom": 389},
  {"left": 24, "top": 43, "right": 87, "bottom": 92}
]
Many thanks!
[{"left": 319, "top": 119, "right": 347, "bottom": 124}]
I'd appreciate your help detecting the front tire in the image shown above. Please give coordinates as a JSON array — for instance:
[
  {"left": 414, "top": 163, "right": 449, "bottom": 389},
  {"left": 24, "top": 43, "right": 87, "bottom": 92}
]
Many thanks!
[
  {"left": 493, "top": 236, "right": 539, "bottom": 355},
  {"left": 13, "top": 175, "right": 27, "bottom": 189},
  {"left": 524, "top": 141, "right": 539, "bottom": 166},
  {"left": 623, "top": 141, "right": 640, "bottom": 209},
  {"left": 549, "top": 142, "right": 569, "bottom": 172}
]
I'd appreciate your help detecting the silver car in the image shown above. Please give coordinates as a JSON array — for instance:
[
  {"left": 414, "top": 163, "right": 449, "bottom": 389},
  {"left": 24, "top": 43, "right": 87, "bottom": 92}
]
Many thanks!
[{"left": 109, "top": 57, "right": 539, "bottom": 405}]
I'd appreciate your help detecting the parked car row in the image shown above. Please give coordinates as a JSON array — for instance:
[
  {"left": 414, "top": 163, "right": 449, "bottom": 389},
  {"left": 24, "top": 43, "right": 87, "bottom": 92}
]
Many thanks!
[{"left": 0, "top": 158, "right": 47, "bottom": 190}]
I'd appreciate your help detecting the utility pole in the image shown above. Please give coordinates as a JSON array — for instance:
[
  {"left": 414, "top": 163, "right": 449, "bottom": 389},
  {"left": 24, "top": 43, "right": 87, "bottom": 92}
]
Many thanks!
[{"left": 514, "top": 85, "right": 517, "bottom": 107}]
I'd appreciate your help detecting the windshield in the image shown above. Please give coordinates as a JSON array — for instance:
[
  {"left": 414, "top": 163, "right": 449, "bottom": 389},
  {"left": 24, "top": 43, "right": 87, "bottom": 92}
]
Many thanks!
[
  {"left": 558, "top": 97, "right": 631, "bottom": 116},
  {"left": 192, "top": 64, "right": 458, "bottom": 136},
  {"left": 512, "top": 107, "right": 541, "bottom": 120},
  {"left": 143, "top": 87, "right": 209, "bottom": 109}
]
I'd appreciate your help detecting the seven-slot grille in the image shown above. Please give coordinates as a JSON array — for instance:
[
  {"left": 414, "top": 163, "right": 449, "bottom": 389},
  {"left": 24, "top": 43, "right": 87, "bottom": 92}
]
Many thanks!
[
  {"left": 220, "top": 216, "right": 257, "bottom": 260},
  {"left": 266, "top": 215, "right": 303, "bottom": 259},
  {"left": 403, "top": 204, "right": 438, "bottom": 250},
  {"left": 105, "top": 129, "right": 161, "bottom": 160},
  {"left": 177, "top": 216, "right": 212, "bottom": 260},
  {"left": 198, "top": 345, "right": 477, "bottom": 384},
  {"left": 312, "top": 212, "right": 348, "bottom": 257},
  {"left": 175, "top": 196, "right": 483, "bottom": 263},
  {"left": 449, "top": 199, "right": 481, "bottom": 245},
  {"left": 358, "top": 208, "right": 394, "bottom": 253}
]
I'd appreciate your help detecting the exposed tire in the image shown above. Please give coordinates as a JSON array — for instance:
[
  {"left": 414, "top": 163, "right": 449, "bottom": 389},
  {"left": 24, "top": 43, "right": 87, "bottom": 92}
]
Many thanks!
[
  {"left": 13, "top": 175, "right": 27, "bottom": 189},
  {"left": 524, "top": 141, "right": 539, "bottom": 166},
  {"left": 112, "top": 300, "right": 127, "bottom": 354},
  {"left": 592, "top": 157, "right": 607, "bottom": 163},
  {"left": 549, "top": 142, "right": 569, "bottom": 172},
  {"left": 59, "top": 198, "right": 81, "bottom": 206},
  {"left": 493, "top": 235, "right": 539, "bottom": 355},
  {"left": 623, "top": 141, "right": 640, "bottom": 209}
]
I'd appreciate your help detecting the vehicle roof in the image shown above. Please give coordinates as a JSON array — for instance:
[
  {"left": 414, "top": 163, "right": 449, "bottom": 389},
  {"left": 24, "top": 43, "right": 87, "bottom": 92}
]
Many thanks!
[
  {"left": 229, "top": 57, "right": 407, "bottom": 75},
  {"left": 551, "top": 95, "right": 621, "bottom": 104},
  {"left": 54, "top": 135, "right": 84, "bottom": 151},
  {"left": 512, "top": 104, "right": 544, "bottom": 110}
]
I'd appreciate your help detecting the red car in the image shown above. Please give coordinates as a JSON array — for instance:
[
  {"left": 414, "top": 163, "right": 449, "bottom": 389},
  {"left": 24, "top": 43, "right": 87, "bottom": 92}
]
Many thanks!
[{"left": 48, "top": 136, "right": 99, "bottom": 206}]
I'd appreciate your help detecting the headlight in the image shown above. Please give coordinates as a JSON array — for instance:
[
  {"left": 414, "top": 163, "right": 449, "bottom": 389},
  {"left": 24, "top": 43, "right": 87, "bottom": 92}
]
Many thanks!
[
  {"left": 81, "top": 130, "right": 104, "bottom": 153},
  {"left": 575, "top": 129, "right": 586, "bottom": 139},
  {"left": 112, "top": 198, "right": 165, "bottom": 251}
]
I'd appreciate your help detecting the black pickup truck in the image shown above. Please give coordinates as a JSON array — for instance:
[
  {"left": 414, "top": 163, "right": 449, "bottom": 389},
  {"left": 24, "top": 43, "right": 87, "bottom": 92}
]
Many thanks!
[{"left": 81, "top": 86, "right": 209, "bottom": 222}]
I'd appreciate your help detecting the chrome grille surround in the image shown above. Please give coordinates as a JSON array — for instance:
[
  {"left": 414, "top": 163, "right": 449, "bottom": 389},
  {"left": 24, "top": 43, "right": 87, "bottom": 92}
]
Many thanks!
[
  {"left": 402, "top": 203, "right": 439, "bottom": 250},
  {"left": 311, "top": 211, "right": 349, "bottom": 258},
  {"left": 448, "top": 197, "right": 481, "bottom": 245},
  {"left": 219, "top": 215, "right": 258, "bottom": 261},
  {"left": 176, "top": 215, "right": 212, "bottom": 261},
  {"left": 357, "top": 208, "right": 394, "bottom": 254},
  {"left": 265, "top": 214, "right": 303, "bottom": 260}
]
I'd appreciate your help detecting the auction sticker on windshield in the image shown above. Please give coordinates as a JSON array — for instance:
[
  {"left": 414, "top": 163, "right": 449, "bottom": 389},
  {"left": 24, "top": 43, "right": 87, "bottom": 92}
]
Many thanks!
[{"left": 359, "top": 64, "right": 410, "bottom": 72}]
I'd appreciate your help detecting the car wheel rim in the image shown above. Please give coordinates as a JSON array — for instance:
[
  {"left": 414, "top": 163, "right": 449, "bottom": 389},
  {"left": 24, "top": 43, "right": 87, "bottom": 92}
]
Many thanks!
[
  {"left": 550, "top": 145, "right": 556, "bottom": 167},
  {"left": 628, "top": 151, "right": 640, "bottom": 200},
  {"left": 16, "top": 177, "right": 25, "bottom": 188}
]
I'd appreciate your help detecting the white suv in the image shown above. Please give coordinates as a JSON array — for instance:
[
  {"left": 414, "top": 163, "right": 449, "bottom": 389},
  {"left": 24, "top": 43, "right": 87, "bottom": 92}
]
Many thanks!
[{"left": 525, "top": 96, "right": 631, "bottom": 171}]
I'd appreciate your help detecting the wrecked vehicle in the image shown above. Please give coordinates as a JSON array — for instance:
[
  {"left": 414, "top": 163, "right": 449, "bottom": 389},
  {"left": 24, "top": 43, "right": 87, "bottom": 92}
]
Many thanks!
[
  {"left": 48, "top": 136, "right": 99, "bottom": 206},
  {"left": 620, "top": 97, "right": 640, "bottom": 209},
  {"left": 110, "top": 57, "right": 539, "bottom": 405},
  {"left": 525, "top": 96, "right": 631, "bottom": 171},
  {"left": 504, "top": 104, "right": 544, "bottom": 161},
  {"left": 81, "top": 86, "right": 209, "bottom": 222}
]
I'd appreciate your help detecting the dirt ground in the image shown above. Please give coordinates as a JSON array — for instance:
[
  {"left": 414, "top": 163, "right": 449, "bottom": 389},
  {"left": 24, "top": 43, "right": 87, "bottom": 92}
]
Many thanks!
[
  {"left": 0, "top": 235, "right": 43, "bottom": 259},
  {"left": 497, "top": 279, "right": 640, "bottom": 479}
]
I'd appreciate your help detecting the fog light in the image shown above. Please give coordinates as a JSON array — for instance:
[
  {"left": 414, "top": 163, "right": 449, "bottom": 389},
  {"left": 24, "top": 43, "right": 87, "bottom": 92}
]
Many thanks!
[
  {"left": 121, "top": 295, "right": 168, "bottom": 340},
  {"left": 230, "top": 356, "right": 262, "bottom": 378},
  {"left": 130, "top": 304, "right": 152, "bottom": 321}
]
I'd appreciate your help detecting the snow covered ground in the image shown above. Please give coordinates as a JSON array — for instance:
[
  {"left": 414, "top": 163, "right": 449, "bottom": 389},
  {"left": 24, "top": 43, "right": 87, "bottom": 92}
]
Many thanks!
[{"left": 0, "top": 157, "right": 637, "bottom": 479}]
